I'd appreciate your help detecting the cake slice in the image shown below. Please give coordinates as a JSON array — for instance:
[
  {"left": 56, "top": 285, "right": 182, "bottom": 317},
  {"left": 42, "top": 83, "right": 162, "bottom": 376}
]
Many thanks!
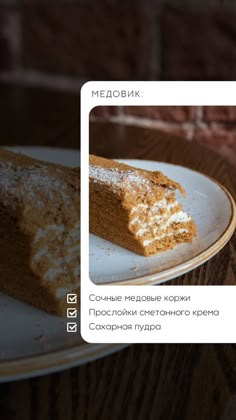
[
  {"left": 89, "top": 154, "right": 196, "bottom": 256},
  {"left": 0, "top": 148, "right": 80, "bottom": 316}
]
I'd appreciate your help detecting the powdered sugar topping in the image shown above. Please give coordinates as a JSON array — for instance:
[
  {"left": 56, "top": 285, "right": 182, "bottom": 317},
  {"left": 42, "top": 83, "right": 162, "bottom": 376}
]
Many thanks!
[
  {"left": 0, "top": 162, "right": 72, "bottom": 208},
  {"left": 89, "top": 165, "right": 153, "bottom": 194}
]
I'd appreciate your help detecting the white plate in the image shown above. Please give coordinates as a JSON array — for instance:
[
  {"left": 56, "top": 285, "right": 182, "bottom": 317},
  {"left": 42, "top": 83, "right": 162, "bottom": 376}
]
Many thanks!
[
  {"left": 0, "top": 147, "right": 126, "bottom": 383},
  {"left": 90, "top": 160, "right": 236, "bottom": 285}
]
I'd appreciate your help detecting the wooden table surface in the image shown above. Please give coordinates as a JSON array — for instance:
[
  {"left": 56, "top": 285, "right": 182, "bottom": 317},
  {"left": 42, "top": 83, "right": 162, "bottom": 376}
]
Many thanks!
[{"left": 0, "top": 87, "right": 236, "bottom": 420}]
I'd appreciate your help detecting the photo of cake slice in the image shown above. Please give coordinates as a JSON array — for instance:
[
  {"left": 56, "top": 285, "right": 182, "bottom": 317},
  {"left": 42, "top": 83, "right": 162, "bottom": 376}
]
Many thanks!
[
  {"left": 0, "top": 148, "right": 80, "bottom": 316},
  {"left": 89, "top": 154, "right": 196, "bottom": 257}
]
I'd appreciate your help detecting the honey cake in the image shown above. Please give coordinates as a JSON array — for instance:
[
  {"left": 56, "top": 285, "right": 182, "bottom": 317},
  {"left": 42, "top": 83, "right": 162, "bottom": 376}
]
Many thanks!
[
  {"left": 89, "top": 154, "right": 196, "bottom": 256},
  {"left": 0, "top": 148, "right": 80, "bottom": 316}
]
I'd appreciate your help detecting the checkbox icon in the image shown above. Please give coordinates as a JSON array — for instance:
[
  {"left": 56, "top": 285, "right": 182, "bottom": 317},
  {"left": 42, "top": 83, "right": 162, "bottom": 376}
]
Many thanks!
[
  {"left": 67, "top": 293, "right": 77, "bottom": 304},
  {"left": 67, "top": 322, "right": 77, "bottom": 333},
  {"left": 67, "top": 308, "right": 77, "bottom": 318}
]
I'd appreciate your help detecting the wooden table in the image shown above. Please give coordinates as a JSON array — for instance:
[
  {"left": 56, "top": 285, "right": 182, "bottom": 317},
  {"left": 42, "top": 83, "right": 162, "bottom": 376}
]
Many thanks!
[{"left": 0, "top": 89, "right": 236, "bottom": 419}]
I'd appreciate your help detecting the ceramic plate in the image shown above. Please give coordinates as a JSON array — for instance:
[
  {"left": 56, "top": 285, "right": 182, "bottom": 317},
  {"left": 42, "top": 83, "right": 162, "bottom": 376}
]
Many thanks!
[
  {"left": 90, "top": 160, "right": 236, "bottom": 285},
  {"left": 0, "top": 147, "right": 126, "bottom": 383}
]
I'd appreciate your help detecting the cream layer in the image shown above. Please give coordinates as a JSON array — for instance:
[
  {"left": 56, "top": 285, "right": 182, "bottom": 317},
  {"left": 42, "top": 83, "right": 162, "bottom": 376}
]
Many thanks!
[
  {"left": 128, "top": 191, "right": 191, "bottom": 248},
  {"left": 142, "top": 228, "right": 189, "bottom": 246}
]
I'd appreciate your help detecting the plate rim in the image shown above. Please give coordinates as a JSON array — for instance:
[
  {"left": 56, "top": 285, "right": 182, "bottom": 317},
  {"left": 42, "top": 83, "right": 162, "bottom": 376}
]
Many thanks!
[
  {"left": 0, "top": 342, "right": 128, "bottom": 383},
  {"left": 94, "top": 159, "right": 236, "bottom": 286}
]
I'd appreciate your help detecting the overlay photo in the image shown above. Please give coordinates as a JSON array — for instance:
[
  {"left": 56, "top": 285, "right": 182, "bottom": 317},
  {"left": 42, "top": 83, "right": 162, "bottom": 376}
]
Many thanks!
[{"left": 89, "top": 106, "right": 236, "bottom": 285}]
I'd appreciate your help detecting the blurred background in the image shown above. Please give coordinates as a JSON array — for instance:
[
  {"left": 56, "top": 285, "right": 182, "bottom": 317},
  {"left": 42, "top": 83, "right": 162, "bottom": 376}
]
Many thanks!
[
  {"left": 0, "top": 4, "right": 235, "bottom": 419},
  {"left": 0, "top": 1, "right": 235, "bottom": 165}
]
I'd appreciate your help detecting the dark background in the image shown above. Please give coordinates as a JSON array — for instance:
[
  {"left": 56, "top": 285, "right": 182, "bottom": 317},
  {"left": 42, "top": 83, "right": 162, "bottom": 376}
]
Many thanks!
[
  {"left": 0, "top": 1, "right": 235, "bottom": 165},
  {"left": 0, "top": 2, "right": 236, "bottom": 420}
]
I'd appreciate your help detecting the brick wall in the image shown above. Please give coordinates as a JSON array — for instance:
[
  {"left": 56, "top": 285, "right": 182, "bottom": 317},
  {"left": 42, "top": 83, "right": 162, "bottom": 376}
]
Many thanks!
[
  {"left": 0, "top": 1, "right": 236, "bottom": 165},
  {"left": 2, "top": 1, "right": 236, "bottom": 86},
  {"left": 90, "top": 106, "right": 236, "bottom": 166}
]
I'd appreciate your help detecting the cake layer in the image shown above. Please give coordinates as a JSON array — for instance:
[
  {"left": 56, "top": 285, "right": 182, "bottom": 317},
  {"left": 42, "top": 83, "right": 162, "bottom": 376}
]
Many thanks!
[
  {"left": 0, "top": 149, "right": 80, "bottom": 316},
  {"left": 89, "top": 154, "right": 196, "bottom": 256}
]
